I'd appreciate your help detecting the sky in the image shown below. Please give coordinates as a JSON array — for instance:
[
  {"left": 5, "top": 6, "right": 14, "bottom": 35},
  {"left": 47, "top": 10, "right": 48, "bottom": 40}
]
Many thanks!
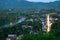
[{"left": 26, "top": 0, "right": 57, "bottom": 3}]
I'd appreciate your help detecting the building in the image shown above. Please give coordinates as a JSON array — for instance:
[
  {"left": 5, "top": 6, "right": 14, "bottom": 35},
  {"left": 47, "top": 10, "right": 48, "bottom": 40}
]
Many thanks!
[
  {"left": 6, "top": 34, "right": 17, "bottom": 40},
  {"left": 42, "top": 14, "right": 52, "bottom": 33}
]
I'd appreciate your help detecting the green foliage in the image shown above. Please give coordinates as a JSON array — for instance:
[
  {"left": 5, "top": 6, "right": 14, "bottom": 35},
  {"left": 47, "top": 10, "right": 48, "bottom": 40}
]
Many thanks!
[
  {"left": 51, "top": 19, "right": 60, "bottom": 40},
  {"left": 21, "top": 32, "right": 56, "bottom": 40}
]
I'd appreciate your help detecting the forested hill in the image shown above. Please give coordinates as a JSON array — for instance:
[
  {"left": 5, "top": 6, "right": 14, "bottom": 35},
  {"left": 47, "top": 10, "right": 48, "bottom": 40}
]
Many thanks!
[{"left": 0, "top": 0, "right": 60, "bottom": 10}]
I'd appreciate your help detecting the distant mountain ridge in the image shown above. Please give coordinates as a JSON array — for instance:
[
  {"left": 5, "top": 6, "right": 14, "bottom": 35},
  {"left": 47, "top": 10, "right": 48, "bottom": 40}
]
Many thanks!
[{"left": 0, "top": 0, "right": 60, "bottom": 10}]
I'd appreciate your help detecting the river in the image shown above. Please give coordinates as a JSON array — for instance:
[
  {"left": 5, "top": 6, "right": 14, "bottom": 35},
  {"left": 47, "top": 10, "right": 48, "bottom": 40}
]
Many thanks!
[{"left": 0, "top": 17, "right": 26, "bottom": 28}]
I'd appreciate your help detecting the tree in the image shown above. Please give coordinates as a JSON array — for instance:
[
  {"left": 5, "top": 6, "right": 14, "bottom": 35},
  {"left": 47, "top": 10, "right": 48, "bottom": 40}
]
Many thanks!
[{"left": 51, "top": 20, "right": 60, "bottom": 40}]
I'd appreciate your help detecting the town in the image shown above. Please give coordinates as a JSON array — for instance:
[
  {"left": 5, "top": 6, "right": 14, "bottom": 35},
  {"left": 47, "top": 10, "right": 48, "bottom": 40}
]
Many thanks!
[{"left": 0, "top": 9, "right": 60, "bottom": 40}]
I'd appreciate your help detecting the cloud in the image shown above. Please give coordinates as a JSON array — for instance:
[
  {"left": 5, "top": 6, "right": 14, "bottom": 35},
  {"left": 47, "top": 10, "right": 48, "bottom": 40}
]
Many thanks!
[{"left": 26, "top": 0, "right": 57, "bottom": 3}]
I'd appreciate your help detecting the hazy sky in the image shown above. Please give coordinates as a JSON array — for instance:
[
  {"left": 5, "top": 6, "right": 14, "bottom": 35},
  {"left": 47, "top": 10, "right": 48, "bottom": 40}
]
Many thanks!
[{"left": 26, "top": 0, "right": 57, "bottom": 3}]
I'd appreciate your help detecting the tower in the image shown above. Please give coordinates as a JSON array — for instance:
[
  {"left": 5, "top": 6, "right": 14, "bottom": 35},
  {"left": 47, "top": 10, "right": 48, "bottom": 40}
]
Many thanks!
[{"left": 46, "top": 14, "right": 51, "bottom": 33}]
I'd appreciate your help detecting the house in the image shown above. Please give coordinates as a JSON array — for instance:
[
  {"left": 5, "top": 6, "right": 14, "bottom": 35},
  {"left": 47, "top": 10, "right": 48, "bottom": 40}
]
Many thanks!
[{"left": 6, "top": 34, "right": 17, "bottom": 40}]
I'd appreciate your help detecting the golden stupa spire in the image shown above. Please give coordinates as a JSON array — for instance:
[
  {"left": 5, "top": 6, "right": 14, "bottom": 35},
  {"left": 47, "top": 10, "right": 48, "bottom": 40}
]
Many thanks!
[{"left": 46, "top": 14, "right": 51, "bottom": 33}]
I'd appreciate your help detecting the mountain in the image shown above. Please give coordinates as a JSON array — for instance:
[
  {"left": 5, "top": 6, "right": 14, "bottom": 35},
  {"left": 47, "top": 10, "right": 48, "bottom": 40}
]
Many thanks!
[{"left": 0, "top": 0, "right": 60, "bottom": 10}]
